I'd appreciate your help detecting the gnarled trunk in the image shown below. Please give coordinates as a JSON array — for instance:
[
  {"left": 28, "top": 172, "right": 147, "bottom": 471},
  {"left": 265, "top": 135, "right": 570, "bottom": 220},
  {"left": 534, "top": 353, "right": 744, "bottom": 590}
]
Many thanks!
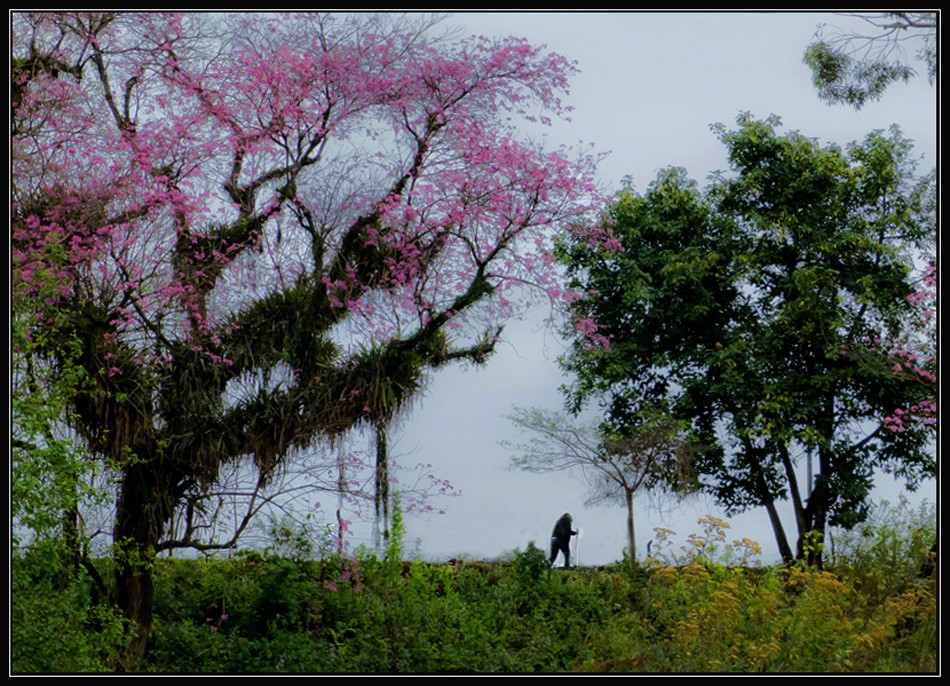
[{"left": 112, "top": 459, "right": 180, "bottom": 670}]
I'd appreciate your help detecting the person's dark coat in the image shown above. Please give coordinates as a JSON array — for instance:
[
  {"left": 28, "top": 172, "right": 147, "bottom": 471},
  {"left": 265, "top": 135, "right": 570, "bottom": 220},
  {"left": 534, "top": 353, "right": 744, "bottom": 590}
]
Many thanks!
[{"left": 549, "top": 512, "right": 577, "bottom": 567}]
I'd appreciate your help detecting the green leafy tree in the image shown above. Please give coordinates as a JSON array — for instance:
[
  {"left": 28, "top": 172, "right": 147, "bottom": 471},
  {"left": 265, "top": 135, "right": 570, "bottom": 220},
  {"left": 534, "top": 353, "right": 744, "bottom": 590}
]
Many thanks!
[
  {"left": 12, "top": 327, "right": 89, "bottom": 552},
  {"left": 559, "top": 114, "right": 936, "bottom": 566},
  {"left": 804, "top": 12, "right": 937, "bottom": 109},
  {"left": 11, "top": 225, "right": 121, "bottom": 580}
]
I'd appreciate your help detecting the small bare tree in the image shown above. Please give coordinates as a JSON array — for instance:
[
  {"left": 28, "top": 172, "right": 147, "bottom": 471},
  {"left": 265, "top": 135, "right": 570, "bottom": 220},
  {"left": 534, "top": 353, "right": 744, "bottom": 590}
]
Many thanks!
[{"left": 504, "top": 404, "right": 700, "bottom": 572}]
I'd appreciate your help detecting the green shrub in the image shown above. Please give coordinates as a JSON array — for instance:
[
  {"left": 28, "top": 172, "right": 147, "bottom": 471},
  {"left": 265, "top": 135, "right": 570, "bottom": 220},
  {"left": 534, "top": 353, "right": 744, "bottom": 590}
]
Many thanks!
[
  {"left": 828, "top": 496, "right": 936, "bottom": 601},
  {"left": 11, "top": 540, "right": 126, "bottom": 673}
]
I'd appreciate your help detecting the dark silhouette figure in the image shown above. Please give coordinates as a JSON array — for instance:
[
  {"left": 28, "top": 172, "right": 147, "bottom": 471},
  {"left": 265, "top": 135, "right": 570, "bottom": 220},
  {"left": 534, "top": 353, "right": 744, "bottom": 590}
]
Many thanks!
[{"left": 549, "top": 512, "right": 578, "bottom": 568}]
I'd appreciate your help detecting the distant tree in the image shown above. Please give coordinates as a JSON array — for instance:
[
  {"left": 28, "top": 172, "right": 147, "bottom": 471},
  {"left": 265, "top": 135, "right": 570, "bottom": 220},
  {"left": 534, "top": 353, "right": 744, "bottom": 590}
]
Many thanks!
[
  {"left": 559, "top": 114, "right": 936, "bottom": 567},
  {"left": 804, "top": 12, "right": 937, "bottom": 109},
  {"left": 504, "top": 405, "right": 699, "bottom": 572},
  {"left": 11, "top": 12, "right": 606, "bottom": 666}
]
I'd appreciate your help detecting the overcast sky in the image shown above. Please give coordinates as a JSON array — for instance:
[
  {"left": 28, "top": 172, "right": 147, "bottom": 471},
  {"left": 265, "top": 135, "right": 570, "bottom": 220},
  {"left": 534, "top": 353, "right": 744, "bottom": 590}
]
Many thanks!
[{"left": 341, "top": 11, "right": 938, "bottom": 566}]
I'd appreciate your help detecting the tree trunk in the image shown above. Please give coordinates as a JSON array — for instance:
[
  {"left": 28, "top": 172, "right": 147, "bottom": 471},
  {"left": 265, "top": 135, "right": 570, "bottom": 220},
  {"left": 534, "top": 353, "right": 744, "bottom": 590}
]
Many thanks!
[
  {"left": 113, "top": 549, "right": 155, "bottom": 670},
  {"left": 754, "top": 470, "right": 795, "bottom": 563},
  {"left": 799, "top": 484, "right": 828, "bottom": 569},
  {"left": 625, "top": 489, "right": 637, "bottom": 574},
  {"left": 795, "top": 464, "right": 828, "bottom": 569},
  {"left": 112, "top": 460, "right": 177, "bottom": 670},
  {"left": 374, "top": 420, "right": 390, "bottom": 547},
  {"left": 798, "top": 402, "right": 835, "bottom": 569},
  {"left": 761, "top": 491, "right": 795, "bottom": 564},
  {"left": 63, "top": 502, "right": 82, "bottom": 574}
]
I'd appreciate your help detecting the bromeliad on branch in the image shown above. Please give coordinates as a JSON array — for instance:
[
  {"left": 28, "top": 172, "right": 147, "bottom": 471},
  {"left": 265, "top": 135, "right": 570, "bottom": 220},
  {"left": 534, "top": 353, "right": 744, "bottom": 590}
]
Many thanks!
[{"left": 11, "top": 11, "right": 613, "bottom": 666}]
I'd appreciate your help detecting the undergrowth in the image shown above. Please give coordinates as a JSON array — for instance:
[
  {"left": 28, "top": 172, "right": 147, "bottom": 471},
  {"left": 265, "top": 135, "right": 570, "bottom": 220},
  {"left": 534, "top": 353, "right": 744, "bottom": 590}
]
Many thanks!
[{"left": 12, "top": 500, "right": 937, "bottom": 673}]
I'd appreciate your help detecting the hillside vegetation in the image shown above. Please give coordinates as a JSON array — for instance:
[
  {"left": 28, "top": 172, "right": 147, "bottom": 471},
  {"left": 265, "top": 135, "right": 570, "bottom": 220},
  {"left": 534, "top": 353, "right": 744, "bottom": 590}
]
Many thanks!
[{"left": 12, "top": 501, "right": 936, "bottom": 674}]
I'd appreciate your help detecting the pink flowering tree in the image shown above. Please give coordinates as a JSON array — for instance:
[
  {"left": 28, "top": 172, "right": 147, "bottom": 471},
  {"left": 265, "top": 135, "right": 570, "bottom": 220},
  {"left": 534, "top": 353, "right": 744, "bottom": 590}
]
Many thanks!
[
  {"left": 880, "top": 260, "right": 937, "bottom": 433},
  {"left": 11, "top": 12, "right": 606, "bottom": 664}
]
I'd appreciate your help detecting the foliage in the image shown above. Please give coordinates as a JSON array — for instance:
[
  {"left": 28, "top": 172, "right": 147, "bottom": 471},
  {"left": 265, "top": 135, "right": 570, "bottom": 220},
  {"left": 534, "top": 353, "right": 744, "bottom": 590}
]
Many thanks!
[
  {"left": 804, "top": 12, "right": 937, "bottom": 109},
  {"left": 588, "top": 511, "right": 936, "bottom": 673},
  {"left": 11, "top": 252, "right": 115, "bottom": 550},
  {"left": 506, "top": 405, "right": 700, "bottom": 503},
  {"left": 827, "top": 496, "right": 937, "bottom": 602},
  {"left": 263, "top": 514, "right": 332, "bottom": 561},
  {"left": 14, "top": 509, "right": 934, "bottom": 673},
  {"left": 143, "top": 518, "right": 611, "bottom": 672},
  {"left": 11, "top": 540, "right": 128, "bottom": 673},
  {"left": 11, "top": 11, "right": 607, "bottom": 663},
  {"left": 558, "top": 114, "right": 936, "bottom": 565}
]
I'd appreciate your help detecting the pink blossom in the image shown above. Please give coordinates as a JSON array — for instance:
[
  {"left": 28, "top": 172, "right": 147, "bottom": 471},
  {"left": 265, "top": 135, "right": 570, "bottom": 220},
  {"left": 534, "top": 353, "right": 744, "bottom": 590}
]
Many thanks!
[{"left": 13, "top": 12, "right": 609, "bottom": 561}]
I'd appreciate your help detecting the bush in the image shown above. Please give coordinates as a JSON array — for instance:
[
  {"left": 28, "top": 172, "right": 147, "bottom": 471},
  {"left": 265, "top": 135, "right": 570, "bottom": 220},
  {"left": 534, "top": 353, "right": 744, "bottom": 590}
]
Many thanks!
[
  {"left": 828, "top": 496, "right": 936, "bottom": 601},
  {"left": 11, "top": 540, "right": 126, "bottom": 673}
]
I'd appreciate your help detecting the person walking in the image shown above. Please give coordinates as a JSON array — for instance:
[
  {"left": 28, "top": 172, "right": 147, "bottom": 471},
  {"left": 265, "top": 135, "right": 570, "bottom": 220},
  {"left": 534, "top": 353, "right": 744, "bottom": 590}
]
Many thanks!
[{"left": 548, "top": 512, "right": 578, "bottom": 568}]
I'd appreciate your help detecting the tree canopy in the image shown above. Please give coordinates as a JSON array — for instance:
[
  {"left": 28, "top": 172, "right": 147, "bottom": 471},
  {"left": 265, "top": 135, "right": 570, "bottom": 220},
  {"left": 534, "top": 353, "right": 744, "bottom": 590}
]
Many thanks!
[
  {"left": 11, "top": 12, "right": 608, "bottom": 665},
  {"left": 558, "top": 114, "right": 936, "bottom": 565}
]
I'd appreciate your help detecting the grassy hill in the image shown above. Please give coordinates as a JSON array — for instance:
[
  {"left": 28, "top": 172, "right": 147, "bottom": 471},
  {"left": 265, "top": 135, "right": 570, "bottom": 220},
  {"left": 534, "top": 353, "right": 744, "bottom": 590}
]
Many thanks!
[{"left": 13, "top": 516, "right": 937, "bottom": 673}]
